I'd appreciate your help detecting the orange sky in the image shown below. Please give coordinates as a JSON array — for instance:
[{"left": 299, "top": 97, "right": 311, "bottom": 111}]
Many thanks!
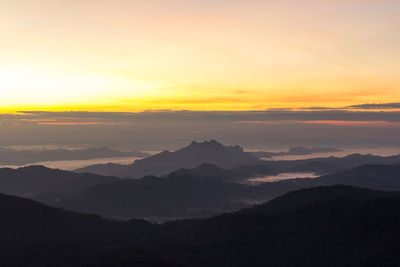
[{"left": 1, "top": 0, "right": 399, "bottom": 112}]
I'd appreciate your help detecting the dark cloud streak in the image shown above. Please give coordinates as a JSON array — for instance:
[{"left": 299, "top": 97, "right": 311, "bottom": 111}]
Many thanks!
[{"left": 347, "top": 103, "right": 400, "bottom": 109}]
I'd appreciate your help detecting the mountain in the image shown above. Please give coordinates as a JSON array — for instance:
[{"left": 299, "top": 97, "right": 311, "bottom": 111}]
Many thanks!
[
  {"left": 3, "top": 185, "right": 400, "bottom": 266},
  {"left": 38, "top": 164, "right": 400, "bottom": 220},
  {"left": 36, "top": 174, "right": 253, "bottom": 220},
  {"left": 76, "top": 140, "right": 262, "bottom": 178},
  {"left": 0, "top": 146, "right": 150, "bottom": 165},
  {"left": 311, "top": 164, "right": 400, "bottom": 191},
  {"left": 251, "top": 146, "right": 341, "bottom": 158},
  {"left": 260, "top": 152, "right": 400, "bottom": 174},
  {"left": 0, "top": 192, "right": 161, "bottom": 267},
  {"left": 169, "top": 163, "right": 279, "bottom": 182},
  {"left": 160, "top": 185, "right": 400, "bottom": 266},
  {"left": 0, "top": 165, "right": 120, "bottom": 196}
]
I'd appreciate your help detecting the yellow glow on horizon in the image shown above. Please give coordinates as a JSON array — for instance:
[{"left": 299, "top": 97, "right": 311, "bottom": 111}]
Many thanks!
[{"left": 1, "top": 0, "right": 399, "bottom": 112}]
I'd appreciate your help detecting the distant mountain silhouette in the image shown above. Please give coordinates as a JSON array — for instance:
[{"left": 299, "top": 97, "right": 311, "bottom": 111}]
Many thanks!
[
  {"left": 3, "top": 185, "right": 400, "bottom": 266},
  {"left": 0, "top": 165, "right": 119, "bottom": 196},
  {"left": 36, "top": 174, "right": 253, "bottom": 220},
  {"left": 77, "top": 146, "right": 400, "bottom": 179},
  {"left": 169, "top": 162, "right": 278, "bottom": 182},
  {"left": 76, "top": 140, "right": 262, "bottom": 178},
  {"left": 0, "top": 146, "right": 150, "bottom": 165},
  {"left": 261, "top": 152, "right": 400, "bottom": 174},
  {"left": 251, "top": 146, "right": 341, "bottom": 158},
  {"left": 311, "top": 164, "right": 400, "bottom": 191}
]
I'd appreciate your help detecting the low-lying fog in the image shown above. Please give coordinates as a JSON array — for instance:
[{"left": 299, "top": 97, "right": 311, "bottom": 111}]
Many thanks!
[{"left": 243, "top": 172, "right": 319, "bottom": 184}]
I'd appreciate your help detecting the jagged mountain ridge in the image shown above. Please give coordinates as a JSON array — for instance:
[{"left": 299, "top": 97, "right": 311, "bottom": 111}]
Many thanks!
[{"left": 76, "top": 140, "right": 262, "bottom": 178}]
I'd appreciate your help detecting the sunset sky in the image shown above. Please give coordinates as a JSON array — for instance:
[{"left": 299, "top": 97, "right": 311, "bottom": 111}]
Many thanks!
[{"left": 1, "top": 0, "right": 399, "bottom": 112}]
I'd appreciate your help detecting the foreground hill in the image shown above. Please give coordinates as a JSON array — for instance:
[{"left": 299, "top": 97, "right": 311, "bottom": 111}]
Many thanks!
[
  {"left": 161, "top": 185, "right": 400, "bottom": 266},
  {"left": 38, "top": 164, "right": 400, "bottom": 220},
  {"left": 75, "top": 140, "right": 262, "bottom": 178},
  {"left": 2, "top": 185, "right": 400, "bottom": 266},
  {"left": 0, "top": 192, "right": 161, "bottom": 267},
  {"left": 0, "top": 165, "right": 119, "bottom": 196}
]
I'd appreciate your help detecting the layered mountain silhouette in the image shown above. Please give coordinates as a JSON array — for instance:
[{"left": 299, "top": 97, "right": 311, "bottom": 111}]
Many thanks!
[
  {"left": 2, "top": 185, "right": 400, "bottom": 266},
  {"left": 261, "top": 152, "right": 400, "bottom": 174},
  {"left": 37, "top": 163, "right": 400, "bottom": 220},
  {"left": 169, "top": 162, "right": 279, "bottom": 182},
  {"left": 0, "top": 165, "right": 119, "bottom": 196},
  {"left": 251, "top": 146, "right": 341, "bottom": 158},
  {"left": 76, "top": 140, "right": 262, "bottom": 178},
  {"left": 76, "top": 140, "right": 400, "bottom": 178}
]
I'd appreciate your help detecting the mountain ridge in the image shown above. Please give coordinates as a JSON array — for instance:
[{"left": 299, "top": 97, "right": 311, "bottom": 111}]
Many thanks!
[{"left": 75, "top": 140, "right": 262, "bottom": 178}]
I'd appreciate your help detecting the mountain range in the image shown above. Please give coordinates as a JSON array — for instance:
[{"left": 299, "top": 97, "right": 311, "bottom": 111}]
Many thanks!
[
  {"left": 251, "top": 146, "right": 341, "bottom": 158},
  {"left": 36, "top": 163, "right": 400, "bottom": 220},
  {"left": 76, "top": 140, "right": 400, "bottom": 178},
  {"left": 0, "top": 165, "right": 119, "bottom": 196},
  {"left": 76, "top": 140, "right": 262, "bottom": 178}
]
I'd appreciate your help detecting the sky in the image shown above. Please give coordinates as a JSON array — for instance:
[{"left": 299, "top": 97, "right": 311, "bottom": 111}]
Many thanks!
[{"left": 1, "top": 0, "right": 400, "bottom": 112}]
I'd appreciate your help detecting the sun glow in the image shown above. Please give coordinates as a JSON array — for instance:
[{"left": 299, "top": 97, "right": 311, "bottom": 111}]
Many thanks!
[
  {"left": 0, "top": 65, "right": 171, "bottom": 112},
  {"left": 1, "top": 0, "right": 399, "bottom": 112}
]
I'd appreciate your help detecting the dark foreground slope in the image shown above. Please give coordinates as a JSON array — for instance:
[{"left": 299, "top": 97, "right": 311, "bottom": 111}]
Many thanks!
[
  {"left": 2, "top": 185, "right": 400, "bottom": 266},
  {"left": 163, "top": 185, "right": 400, "bottom": 267},
  {"left": 0, "top": 192, "right": 162, "bottom": 267},
  {"left": 38, "top": 164, "right": 400, "bottom": 220}
]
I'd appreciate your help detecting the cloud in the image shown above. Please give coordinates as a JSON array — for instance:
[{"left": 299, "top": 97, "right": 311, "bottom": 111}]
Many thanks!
[
  {"left": 2, "top": 109, "right": 400, "bottom": 149},
  {"left": 237, "top": 120, "right": 400, "bottom": 127},
  {"left": 6, "top": 109, "right": 400, "bottom": 123},
  {"left": 347, "top": 103, "right": 400, "bottom": 109}
]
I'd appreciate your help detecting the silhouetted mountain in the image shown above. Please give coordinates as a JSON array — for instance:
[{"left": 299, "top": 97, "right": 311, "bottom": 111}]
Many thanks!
[
  {"left": 311, "top": 164, "right": 400, "bottom": 191},
  {"left": 159, "top": 185, "right": 400, "bottom": 266},
  {"left": 261, "top": 153, "right": 400, "bottom": 174},
  {"left": 251, "top": 146, "right": 341, "bottom": 158},
  {"left": 0, "top": 165, "right": 119, "bottom": 196},
  {"left": 0, "top": 192, "right": 162, "bottom": 267},
  {"left": 39, "top": 164, "right": 400, "bottom": 220},
  {"left": 76, "top": 140, "right": 262, "bottom": 178},
  {"left": 170, "top": 163, "right": 237, "bottom": 179},
  {"left": 4, "top": 186, "right": 400, "bottom": 266},
  {"left": 37, "top": 174, "right": 253, "bottom": 220},
  {"left": 0, "top": 146, "right": 150, "bottom": 165},
  {"left": 169, "top": 163, "right": 278, "bottom": 182}
]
